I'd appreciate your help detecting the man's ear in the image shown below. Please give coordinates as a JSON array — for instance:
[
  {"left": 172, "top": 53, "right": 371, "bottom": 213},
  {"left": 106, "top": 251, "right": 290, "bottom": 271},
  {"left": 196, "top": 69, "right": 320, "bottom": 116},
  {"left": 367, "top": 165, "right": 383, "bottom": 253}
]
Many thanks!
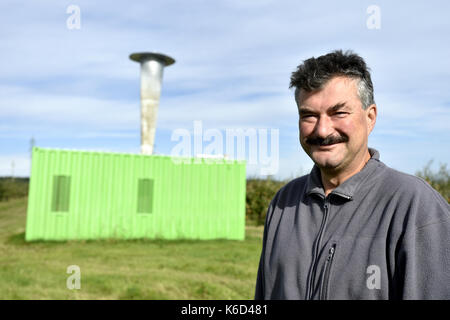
[{"left": 366, "top": 104, "right": 377, "bottom": 134}]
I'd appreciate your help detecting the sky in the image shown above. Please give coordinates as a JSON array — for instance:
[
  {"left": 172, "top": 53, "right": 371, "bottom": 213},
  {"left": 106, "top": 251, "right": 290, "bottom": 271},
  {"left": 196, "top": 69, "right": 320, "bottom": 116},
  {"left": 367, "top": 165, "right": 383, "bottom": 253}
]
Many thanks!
[{"left": 0, "top": 0, "right": 449, "bottom": 179}]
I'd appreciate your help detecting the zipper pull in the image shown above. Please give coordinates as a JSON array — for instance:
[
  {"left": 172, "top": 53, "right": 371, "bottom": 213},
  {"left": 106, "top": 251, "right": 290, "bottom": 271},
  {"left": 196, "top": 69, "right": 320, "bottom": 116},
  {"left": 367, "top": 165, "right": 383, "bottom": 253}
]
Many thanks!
[{"left": 327, "top": 245, "right": 335, "bottom": 261}]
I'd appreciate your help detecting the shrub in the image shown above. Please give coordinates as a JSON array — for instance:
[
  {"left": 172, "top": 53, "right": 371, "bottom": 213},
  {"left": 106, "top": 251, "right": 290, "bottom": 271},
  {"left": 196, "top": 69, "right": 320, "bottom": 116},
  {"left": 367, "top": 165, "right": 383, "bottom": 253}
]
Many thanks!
[
  {"left": 415, "top": 161, "right": 450, "bottom": 202},
  {"left": 0, "top": 178, "right": 29, "bottom": 201},
  {"left": 246, "top": 177, "right": 286, "bottom": 226}
]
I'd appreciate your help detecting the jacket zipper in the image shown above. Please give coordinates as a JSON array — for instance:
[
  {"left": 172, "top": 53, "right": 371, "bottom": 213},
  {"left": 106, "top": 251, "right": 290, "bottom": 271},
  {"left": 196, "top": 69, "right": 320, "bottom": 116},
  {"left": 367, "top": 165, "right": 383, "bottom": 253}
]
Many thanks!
[
  {"left": 306, "top": 198, "right": 330, "bottom": 299},
  {"left": 319, "top": 243, "right": 336, "bottom": 300}
]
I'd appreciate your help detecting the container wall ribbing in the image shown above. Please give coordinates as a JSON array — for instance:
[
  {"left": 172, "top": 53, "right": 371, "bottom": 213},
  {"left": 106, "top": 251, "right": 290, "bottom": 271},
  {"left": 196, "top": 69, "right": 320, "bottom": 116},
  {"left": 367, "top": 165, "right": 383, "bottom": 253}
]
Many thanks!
[{"left": 25, "top": 148, "right": 246, "bottom": 241}]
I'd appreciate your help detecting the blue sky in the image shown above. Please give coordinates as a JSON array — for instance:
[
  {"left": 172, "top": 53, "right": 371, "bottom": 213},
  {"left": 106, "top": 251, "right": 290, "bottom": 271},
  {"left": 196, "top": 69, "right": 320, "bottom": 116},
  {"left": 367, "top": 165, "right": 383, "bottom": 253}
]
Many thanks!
[{"left": 0, "top": 0, "right": 449, "bottom": 179}]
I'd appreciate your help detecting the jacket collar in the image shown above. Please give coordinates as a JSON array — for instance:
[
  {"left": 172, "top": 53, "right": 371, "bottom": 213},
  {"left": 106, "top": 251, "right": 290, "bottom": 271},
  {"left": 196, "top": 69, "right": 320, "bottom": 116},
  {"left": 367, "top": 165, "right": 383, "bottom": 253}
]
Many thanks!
[{"left": 306, "top": 147, "right": 381, "bottom": 200}]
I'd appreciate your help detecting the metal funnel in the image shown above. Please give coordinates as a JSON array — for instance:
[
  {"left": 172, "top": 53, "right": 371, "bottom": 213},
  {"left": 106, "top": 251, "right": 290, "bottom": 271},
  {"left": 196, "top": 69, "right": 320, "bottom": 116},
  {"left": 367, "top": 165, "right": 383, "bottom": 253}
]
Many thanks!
[{"left": 130, "top": 52, "right": 175, "bottom": 155}]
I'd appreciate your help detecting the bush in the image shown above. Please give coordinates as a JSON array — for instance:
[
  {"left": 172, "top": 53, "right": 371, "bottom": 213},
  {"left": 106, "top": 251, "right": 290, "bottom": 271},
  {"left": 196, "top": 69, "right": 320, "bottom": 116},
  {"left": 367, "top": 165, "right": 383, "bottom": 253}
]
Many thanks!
[
  {"left": 0, "top": 178, "right": 29, "bottom": 201},
  {"left": 246, "top": 177, "right": 286, "bottom": 226},
  {"left": 415, "top": 161, "right": 450, "bottom": 202}
]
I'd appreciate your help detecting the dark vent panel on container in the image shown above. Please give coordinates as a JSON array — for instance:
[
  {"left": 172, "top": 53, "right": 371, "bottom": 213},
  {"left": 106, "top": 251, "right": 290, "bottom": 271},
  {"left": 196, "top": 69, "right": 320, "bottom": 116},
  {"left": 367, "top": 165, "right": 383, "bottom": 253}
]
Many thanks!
[
  {"left": 137, "top": 178, "right": 154, "bottom": 213},
  {"left": 51, "top": 175, "right": 71, "bottom": 212}
]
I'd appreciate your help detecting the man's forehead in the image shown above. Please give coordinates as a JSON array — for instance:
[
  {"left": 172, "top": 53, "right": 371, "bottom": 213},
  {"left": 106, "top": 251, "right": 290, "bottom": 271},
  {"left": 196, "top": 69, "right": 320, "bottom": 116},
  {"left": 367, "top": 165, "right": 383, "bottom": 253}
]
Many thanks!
[{"left": 296, "top": 76, "right": 360, "bottom": 106}]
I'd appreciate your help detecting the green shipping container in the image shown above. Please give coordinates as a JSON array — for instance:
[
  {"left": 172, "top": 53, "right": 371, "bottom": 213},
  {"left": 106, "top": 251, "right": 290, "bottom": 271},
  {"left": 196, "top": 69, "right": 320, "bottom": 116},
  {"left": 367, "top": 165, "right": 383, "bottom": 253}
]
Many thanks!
[{"left": 25, "top": 147, "right": 246, "bottom": 241}]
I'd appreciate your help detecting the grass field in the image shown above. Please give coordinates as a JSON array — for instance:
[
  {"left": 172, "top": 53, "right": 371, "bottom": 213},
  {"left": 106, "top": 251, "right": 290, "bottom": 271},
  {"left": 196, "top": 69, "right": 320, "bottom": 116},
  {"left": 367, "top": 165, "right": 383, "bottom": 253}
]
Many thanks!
[{"left": 0, "top": 197, "right": 264, "bottom": 300}]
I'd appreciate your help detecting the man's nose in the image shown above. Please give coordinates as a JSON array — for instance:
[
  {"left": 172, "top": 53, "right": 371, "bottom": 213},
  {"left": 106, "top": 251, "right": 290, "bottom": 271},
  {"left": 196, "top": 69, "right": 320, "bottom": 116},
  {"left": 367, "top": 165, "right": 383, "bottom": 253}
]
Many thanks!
[{"left": 313, "top": 115, "right": 334, "bottom": 138}]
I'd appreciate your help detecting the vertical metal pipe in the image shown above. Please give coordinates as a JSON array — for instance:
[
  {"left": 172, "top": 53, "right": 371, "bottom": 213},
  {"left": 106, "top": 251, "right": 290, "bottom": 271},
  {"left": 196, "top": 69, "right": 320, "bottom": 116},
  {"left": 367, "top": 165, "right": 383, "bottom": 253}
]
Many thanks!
[{"left": 130, "top": 52, "right": 175, "bottom": 155}]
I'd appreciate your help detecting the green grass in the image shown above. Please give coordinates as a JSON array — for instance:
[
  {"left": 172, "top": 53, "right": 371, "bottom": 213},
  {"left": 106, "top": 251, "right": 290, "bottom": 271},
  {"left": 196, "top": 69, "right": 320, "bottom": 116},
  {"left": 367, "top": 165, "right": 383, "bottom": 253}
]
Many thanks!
[{"left": 0, "top": 198, "right": 264, "bottom": 300}]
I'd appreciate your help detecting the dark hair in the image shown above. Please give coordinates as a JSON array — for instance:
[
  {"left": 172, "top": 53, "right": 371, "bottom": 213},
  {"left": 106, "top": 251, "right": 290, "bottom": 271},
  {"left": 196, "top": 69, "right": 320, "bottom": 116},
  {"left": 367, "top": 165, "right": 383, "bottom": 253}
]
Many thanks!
[{"left": 289, "top": 50, "right": 375, "bottom": 109}]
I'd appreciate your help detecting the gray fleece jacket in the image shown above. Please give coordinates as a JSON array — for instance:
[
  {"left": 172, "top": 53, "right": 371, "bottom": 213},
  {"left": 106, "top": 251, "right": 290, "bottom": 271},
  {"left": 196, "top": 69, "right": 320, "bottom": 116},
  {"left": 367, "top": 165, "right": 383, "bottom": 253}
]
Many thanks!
[{"left": 255, "top": 148, "right": 450, "bottom": 300}]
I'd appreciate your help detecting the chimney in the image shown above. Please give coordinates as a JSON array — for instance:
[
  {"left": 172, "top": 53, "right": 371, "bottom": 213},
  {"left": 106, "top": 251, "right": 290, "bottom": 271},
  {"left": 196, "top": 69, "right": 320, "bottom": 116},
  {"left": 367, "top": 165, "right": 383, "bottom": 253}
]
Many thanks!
[{"left": 130, "top": 52, "right": 175, "bottom": 155}]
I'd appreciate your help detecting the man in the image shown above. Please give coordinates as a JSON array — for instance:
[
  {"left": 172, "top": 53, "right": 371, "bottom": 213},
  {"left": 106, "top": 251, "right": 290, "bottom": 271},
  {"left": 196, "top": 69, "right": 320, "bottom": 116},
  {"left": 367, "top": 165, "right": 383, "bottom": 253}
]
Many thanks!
[{"left": 254, "top": 50, "right": 450, "bottom": 300}]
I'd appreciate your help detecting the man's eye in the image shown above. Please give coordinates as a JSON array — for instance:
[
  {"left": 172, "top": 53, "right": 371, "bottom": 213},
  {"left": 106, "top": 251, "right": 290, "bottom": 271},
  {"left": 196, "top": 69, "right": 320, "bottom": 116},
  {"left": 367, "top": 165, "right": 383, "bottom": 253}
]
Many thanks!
[{"left": 334, "top": 112, "right": 348, "bottom": 117}]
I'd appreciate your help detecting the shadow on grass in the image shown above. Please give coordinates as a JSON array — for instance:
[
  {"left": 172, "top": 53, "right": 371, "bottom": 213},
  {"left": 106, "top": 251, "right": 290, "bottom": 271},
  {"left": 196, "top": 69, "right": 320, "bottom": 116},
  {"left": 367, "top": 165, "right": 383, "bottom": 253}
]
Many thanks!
[
  {"left": 5, "top": 231, "right": 245, "bottom": 248},
  {"left": 6, "top": 232, "right": 68, "bottom": 246},
  {"left": 6, "top": 232, "right": 29, "bottom": 245}
]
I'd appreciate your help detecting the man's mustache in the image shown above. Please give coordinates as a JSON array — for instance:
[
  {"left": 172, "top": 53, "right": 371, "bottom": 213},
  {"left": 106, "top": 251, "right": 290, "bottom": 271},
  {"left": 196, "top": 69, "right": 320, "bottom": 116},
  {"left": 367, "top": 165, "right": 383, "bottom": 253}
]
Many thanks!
[{"left": 305, "top": 134, "right": 349, "bottom": 146}]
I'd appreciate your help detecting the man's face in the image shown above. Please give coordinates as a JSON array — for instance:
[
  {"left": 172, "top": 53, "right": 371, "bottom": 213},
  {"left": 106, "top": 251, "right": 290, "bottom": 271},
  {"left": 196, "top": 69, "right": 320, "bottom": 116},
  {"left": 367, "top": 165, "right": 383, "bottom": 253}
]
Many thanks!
[{"left": 297, "top": 76, "right": 377, "bottom": 173}]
